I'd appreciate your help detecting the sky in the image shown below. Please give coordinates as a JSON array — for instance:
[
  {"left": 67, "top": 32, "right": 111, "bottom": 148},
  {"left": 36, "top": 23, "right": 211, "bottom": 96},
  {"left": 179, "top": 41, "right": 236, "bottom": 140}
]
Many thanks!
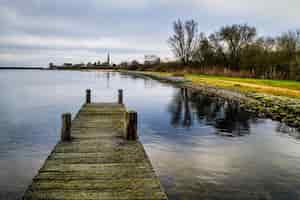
[{"left": 0, "top": 0, "right": 300, "bottom": 67}]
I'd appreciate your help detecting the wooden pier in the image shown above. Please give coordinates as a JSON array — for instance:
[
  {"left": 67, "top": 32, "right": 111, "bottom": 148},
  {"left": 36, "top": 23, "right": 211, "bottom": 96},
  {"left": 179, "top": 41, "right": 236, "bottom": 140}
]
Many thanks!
[{"left": 23, "top": 90, "right": 168, "bottom": 200}]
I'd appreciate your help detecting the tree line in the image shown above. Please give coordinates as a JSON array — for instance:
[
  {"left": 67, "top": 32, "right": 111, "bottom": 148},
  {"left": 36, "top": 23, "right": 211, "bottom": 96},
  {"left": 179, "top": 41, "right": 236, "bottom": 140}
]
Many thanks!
[{"left": 168, "top": 19, "right": 300, "bottom": 80}]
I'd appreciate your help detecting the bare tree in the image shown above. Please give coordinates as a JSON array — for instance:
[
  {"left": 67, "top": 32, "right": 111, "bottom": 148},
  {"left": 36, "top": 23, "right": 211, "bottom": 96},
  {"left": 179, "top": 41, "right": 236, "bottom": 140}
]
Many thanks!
[
  {"left": 296, "top": 29, "right": 300, "bottom": 49},
  {"left": 296, "top": 30, "right": 300, "bottom": 64},
  {"left": 166, "top": 20, "right": 300, "bottom": 80},
  {"left": 219, "top": 24, "right": 256, "bottom": 69},
  {"left": 277, "top": 31, "right": 299, "bottom": 58},
  {"left": 185, "top": 20, "right": 198, "bottom": 64},
  {"left": 192, "top": 33, "right": 215, "bottom": 66},
  {"left": 168, "top": 19, "right": 198, "bottom": 64},
  {"left": 209, "top": 32, "right": 228, "bottom": 67}
]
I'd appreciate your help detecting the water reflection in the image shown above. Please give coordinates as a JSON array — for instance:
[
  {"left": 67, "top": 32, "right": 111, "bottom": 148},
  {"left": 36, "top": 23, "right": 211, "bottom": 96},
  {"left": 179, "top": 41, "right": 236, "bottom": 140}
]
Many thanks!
[
  {"left": 276, "top": 123, "right": 300, "bottom": 139},
  {"left": 167, "top": 87, "right": 300, "bottom": 140},
  {"left": 106, "top": 72, "right": 110, "bottom": 88},
  {"left": 169, "top": 88, "right": 254, "bottom": 137},
  {"left": 1, "top": 71, "right": 300, "bottom": 200},
  {"left": 168, "top": 88, "right": 192, "bottom": 127}
]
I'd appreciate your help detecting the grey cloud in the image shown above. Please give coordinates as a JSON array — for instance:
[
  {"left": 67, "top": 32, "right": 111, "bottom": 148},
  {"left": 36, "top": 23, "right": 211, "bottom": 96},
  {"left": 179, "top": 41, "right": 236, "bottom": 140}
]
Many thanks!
[{"left": 0, "top": 0, "right": 299, "bottom": 67}]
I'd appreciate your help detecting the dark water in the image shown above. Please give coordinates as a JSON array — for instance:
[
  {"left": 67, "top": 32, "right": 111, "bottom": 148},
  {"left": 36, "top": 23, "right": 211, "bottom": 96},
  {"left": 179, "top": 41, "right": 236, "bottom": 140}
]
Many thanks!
[{"left": 1, "top": 70, "right": 300, "bottom": 200}]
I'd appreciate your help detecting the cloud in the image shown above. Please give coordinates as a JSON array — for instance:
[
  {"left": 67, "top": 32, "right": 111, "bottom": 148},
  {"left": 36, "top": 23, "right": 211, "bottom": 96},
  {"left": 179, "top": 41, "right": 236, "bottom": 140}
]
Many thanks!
[
  {"left": 159, "top": 0, "right": 300, "bottom": 19},
  {"left": 94, "top": 0, "right": 149, "bottom": 9},
  {"left": 201, "top": 0, "right": 300, "bottom": 20},
  {"left": 0, "top": 33, "right": 171, "bottom": 67},
  {"left": 0, "top": 35, "right": 127, "bottom": 50},
  {"left": 0, "top": 0, "right": 299, "bottom": 67}
]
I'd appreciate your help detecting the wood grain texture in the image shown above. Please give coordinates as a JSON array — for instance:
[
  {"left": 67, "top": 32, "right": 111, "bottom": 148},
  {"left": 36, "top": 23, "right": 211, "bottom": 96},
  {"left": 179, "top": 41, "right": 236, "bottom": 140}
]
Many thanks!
[{"left": 23, "top": 103, "right": 168, "bottom": 200}]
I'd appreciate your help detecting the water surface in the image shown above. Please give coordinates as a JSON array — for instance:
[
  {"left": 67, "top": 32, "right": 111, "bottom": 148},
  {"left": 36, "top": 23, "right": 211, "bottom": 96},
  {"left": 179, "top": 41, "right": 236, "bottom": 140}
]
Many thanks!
[{"left": 0, "top": 70, "right": 300, "bottom": 200}]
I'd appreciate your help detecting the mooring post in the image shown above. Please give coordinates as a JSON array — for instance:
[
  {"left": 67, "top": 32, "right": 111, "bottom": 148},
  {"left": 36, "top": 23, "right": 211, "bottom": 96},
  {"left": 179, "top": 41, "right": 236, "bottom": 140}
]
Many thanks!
[
  {"left": 180, "top": 88, "right": 184, "bottom": 98},
  {"left": 184, "top": 87, "right": 188, "bottom": 96},
  {"left": 86, "top": 89, "right": 91, "bottom": 104},
  {"left": 126, "top": 111, "right": 138, "bottom": 140},
  {"left": 61, "top": 113, "right": 72, "bottom": 142},
  {"left": 118, "top": 89, "right": 123, "bottom": 104}
]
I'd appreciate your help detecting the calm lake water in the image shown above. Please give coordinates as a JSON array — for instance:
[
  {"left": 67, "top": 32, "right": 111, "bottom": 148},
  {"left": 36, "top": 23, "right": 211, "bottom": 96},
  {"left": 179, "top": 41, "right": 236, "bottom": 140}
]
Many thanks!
[{"left": 1, "top": 70, "right": 300, "bottom": 200}]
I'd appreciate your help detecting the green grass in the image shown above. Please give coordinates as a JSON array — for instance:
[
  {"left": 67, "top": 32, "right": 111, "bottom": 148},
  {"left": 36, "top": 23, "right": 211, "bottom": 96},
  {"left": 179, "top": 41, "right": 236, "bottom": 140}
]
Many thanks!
[
  {"left": 144, "top": 71, "right": 300, "bottom": 98},
  {"left": 191, "top": 74, "right": 300, "bottom": 90},
  {"left": 186, "top": 74, "right": 300, "bottom": 98}
]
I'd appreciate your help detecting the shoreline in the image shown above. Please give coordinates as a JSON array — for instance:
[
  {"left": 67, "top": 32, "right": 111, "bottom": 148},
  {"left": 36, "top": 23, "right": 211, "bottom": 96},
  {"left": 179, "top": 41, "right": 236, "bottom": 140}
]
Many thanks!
[
  {"left": 121, "top": 70, "right": 300, "bottom": 130},
  {"left": 0, "top": 67, "right": 45, "bottom": 70}
]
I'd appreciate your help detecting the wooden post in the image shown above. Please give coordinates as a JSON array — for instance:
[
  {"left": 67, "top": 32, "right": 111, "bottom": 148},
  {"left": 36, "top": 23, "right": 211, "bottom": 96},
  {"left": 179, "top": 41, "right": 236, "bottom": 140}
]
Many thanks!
[
  {"left": 126, "top": 111, "right": 138, "bottom": 140},
  {"left": 61, "top": 113, "right": 71, "bottom": 142},
  {"left": 86, "top": 89, "right": 91, "bottom": 104},
  {"left": 118, "top": 89, "right": 123, "bottom": 104},
  {"left": 184, "top": 88, "right": 188, "bottom": 99},
  {"left": 180, "top": 88, "right": 184, "bottom": 98}
]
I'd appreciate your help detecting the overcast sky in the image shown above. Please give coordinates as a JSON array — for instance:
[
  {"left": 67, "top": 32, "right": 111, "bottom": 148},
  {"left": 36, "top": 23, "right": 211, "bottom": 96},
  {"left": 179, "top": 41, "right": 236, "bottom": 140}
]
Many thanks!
[{"left": 0, "top": 0, "right": 299, "bottom": 67}]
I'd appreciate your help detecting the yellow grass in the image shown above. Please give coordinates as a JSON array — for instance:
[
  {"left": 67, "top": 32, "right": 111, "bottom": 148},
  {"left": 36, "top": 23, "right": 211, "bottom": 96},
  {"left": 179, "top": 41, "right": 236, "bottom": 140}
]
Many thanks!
[
  {"left": 187, "top": 75, "right": 300, "bottom": 98},
  {"left": 145, "top": 71, "right": 300, "bottom": 98}
]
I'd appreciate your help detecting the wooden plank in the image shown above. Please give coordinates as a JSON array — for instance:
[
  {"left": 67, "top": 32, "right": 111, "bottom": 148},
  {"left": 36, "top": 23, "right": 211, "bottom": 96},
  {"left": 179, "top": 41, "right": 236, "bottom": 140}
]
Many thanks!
[
  {"left": 23, "top": 102, "right": 168, "bottom": 200},
  {"left": 24, "top": 190, "right": 167, "bottom": 200},
  {"left": 29, "top": 178, "right": 162, "bottom": 191}
]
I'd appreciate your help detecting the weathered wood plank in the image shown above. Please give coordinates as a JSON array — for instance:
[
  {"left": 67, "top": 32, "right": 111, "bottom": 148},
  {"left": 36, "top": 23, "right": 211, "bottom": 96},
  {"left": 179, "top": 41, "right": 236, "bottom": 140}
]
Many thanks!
[
  {"left": 23, "top": 102, "right": 168, "bottom": 200},
  {"left": 34, "top": 169, "right": 156, "bottom": 181},
  {"left": 24, "top": 190, "right": 167, "bottom": 200},
  {"left": 29, "top": 178, "right": 162, "bottom": 191}
]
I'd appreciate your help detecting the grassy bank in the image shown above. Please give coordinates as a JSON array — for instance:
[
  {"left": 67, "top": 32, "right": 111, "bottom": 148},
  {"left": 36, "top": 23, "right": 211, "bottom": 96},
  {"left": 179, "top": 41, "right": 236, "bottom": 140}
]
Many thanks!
[
  {"left": 146, "top": 71, "right": 300, "bottom": 98},
  {"left": 187, "top": 74, "right": 300, "bottom": 98}
]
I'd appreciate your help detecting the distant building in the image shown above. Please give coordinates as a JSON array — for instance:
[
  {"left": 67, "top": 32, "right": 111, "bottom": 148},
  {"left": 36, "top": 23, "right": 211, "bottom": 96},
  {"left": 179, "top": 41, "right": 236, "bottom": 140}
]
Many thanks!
[
  {"left": 144, "top": 55, "right": 160, "bottom": 65},
  {"left": 107, "top": 53, "right": 110, "bottom": 65},
  {"left": 95, "top": 53, "right": 111, "bottom": 67},
  {"left": 73, "top": 63, "right": 85, "bottom": 68},
  {"left": 49, "top": 62, "right": 57, "bottom": 69},
  {"left": 63, "top": 63, "right": 73, "bottom": 67},
  {"left": 119, "top": 61, "right": 129, "bottom": 68},
  {"left": 87, "top": 62, "right": 94, "bottom": 67},
  {"left": 102, "top": 52, "right": 110, "bottom": 66},
  {"left": 161, "top": 57, "right": 175, "bottom": 63},
  {"left": 50, "top": 52, "right": 112, "bottom": 69}
]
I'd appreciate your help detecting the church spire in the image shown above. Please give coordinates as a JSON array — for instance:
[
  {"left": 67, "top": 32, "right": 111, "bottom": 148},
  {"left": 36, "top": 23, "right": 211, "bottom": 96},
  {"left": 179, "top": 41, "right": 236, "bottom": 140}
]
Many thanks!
[{"left": 107, "top": 52, "right": 110, "bottom": 65}]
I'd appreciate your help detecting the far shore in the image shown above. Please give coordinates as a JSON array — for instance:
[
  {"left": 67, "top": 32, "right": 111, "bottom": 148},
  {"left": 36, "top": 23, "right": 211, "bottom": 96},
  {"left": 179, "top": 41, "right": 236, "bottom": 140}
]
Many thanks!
[{"left": 0, "top": 67, "right": 45, "bottom": 70}]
